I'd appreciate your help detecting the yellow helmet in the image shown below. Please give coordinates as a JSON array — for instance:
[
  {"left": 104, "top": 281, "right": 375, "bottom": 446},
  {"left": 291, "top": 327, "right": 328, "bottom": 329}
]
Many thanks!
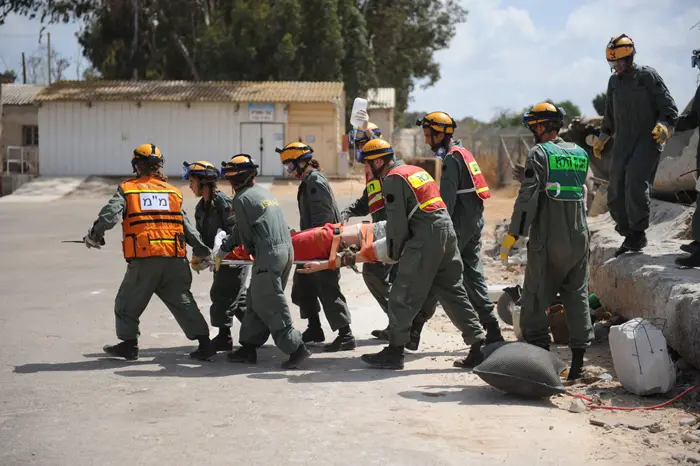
[
  {"left": 358, "top": 138, "right": 394, "bottom": 163},
  {"left": 276, "top": 141, "right": 313, "bottom": 164},
  {"left": 132, "top": 143, "right": 164, "bottom": 172},
  {"left": 349, "top": 122, "right": 382, "bottom": 145},
  {"left": 221, "top": 154, "right": 259, "bottom": 178},
  {"left": 182, "top": 160, "right": 219, "bottom": 181},
  {"left": 416, "top": 111, "right": 457, "bottom": 135},
  {"left": 606, "top": 34, "right": 635, "bottom": 61},
  {"left": 522, "top": 102, "right": 565, "bottom": 127}
]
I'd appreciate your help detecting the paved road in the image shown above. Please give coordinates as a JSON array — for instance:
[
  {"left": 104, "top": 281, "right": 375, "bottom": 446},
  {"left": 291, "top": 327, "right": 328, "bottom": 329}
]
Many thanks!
[{"left": 0, "top": 194, "right": 625, "bottom": 466}]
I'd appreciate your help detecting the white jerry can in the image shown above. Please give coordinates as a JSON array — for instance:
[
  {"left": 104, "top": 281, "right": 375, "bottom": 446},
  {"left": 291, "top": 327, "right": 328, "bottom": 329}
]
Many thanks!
[{"left": 609, "top": 318, "right": 676, "bottom": 396}]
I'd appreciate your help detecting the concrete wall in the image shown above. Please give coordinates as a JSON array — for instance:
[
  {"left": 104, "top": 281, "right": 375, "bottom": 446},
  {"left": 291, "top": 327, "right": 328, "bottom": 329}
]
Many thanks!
[{"left": 367, "top": 107, "right": 394, "bottom": 142}]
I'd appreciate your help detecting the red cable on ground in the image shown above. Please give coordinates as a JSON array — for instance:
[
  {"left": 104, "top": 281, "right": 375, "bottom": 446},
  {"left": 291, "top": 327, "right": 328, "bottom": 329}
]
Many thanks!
[{"left": 567, "top": 385, "right": 700, "bottom": 411}]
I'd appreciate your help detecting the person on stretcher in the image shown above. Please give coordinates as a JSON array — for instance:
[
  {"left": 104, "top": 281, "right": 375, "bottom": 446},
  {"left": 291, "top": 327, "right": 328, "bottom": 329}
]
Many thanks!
[{"left": 223, "top": 221, "right": 394, "bottom": 271}]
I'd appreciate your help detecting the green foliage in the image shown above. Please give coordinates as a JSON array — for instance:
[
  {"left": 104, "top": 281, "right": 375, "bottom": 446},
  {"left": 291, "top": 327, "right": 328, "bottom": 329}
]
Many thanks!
[
  {"left": 0, "top": 69, "right": 18, "bottom": 83},
  {"left": 592, "top": 92, "right": 606, "bottom": 116},
  {"left": 491, "top": 99, "right": 583, "bottom": 128},
  {"left": 4, "top": 0, "right": 466, "bottom": 128}
]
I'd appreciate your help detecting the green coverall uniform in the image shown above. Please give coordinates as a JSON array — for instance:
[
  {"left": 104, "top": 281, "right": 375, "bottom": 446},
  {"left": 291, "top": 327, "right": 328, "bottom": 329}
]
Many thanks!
[
  {"left": 194, "top": 190, "right": 249, "bottom": 327},
  {"left": 601, "top": 65, "right": 678, "bottom": 239},
  {"left": 508, "top": 138, "right": 594, "bottom": 350},
  {"left": 676, "top": 86, "right": 700, "bottom": 244},
  {"left": 342, "top": 186, "right": 438, "bottom": 326},
  {"left": 440, "top": 141, "right": 499, "bottom": 330},
  {"left": 221, "top": 183, "right": 303, "bottom": 354},
  {"left": 291, "top": 169, "right": 352, "bottom": 331},
  {"left": 383, "top": 160, "right": 485, "bottom": 346},
  {"left": 91, "top": 187, "right": 211, "bottom": 341}
]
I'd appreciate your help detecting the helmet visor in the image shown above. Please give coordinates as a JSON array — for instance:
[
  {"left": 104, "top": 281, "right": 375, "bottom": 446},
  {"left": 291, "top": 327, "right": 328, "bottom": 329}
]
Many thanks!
[{"left": 349, "top": 128, "right": 370, "bottom": 144}]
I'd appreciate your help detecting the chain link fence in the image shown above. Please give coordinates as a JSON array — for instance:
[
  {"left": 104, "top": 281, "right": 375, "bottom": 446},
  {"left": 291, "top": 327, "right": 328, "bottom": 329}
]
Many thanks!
[{"left": 393, "top": 126, "right": 532, "bottom": 188}]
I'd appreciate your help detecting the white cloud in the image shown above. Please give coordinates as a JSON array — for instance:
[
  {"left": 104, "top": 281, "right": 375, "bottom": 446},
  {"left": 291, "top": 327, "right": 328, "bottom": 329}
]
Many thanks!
[{"left": 409, "top": 0, "right": 700, "bottom": 122}]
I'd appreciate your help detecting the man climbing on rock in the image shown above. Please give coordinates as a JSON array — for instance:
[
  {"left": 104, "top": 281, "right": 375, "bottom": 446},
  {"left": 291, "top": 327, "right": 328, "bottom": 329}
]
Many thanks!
[
  {"left": 593, "top": 34, "right": 678, "bottom": 257},
  {"left": 675, "top": 49, "right": 700, "bottom": 268}
]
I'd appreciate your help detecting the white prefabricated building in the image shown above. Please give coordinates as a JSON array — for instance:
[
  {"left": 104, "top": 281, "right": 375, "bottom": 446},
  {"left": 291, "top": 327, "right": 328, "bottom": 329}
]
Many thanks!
[{"left": 33, "top": 80, "right": 346, "bottom": 177}]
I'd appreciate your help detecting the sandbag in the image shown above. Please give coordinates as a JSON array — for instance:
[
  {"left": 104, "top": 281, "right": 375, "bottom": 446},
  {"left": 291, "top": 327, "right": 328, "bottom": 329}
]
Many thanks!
[
  {"left": 609, "top": 318, "right": 675, "bottom": 396},
  {"left": 473, "top": 342, "right": 566, "bottom": 399}
]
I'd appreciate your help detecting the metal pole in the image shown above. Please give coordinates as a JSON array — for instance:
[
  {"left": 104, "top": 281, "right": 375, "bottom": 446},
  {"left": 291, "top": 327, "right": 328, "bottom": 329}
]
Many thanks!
[
  {"left": 47, "top": 32, "right": 52, "bottom": 84},
  {"left": 21, "top": 52, "right": 27, "bottom": 84}
]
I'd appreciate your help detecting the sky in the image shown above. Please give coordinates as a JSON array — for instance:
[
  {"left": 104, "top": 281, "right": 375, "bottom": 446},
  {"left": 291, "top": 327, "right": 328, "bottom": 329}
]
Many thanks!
[{"left": 0, "top": 0, "right": 699, "bottom": 122}]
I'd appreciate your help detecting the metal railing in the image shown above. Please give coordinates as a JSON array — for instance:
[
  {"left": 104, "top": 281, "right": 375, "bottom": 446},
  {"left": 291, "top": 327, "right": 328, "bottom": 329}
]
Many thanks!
[{"left": 3, "top": 146, "right": 39, "bottom": 175}]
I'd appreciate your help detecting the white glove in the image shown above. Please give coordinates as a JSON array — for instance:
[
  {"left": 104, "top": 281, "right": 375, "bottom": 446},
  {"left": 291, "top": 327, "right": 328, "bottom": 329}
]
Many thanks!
[
  {"left": 212, "top": 229, "right": 228, "bottom": 259},
  {"left": 352, "top": 108, "right": 369, "bottom": 129},
  {"left": 83, "top": 228, "right": 103, "bottom": 249}
]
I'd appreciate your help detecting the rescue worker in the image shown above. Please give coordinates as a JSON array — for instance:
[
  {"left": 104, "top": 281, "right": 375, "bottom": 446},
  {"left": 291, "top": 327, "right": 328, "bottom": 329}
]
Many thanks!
[
  {"left": 83, "top": 143, "right": 215, "bottom": 361},
  {"left": 417, "top": 111, "right": 504, "bottom": 345},
  {"left": 182, "top": 160, "right": 249, "bottom": 351},
  {"left": 500, "top": 103, "right": 594, "bottom": 380},
  {"left": 341, "top": 110, "right": 437, "bottom": 350},
  {"left": 215, "top": 154, "right": 310, "bottom": 369},
  {"left": 278, "top": 141, "right": 355, "bottom": 352},
  {"left": 675, "top": 49, "right": 700, "bottom": 267},
  {"left": 356, "top": 138, "right": 487, "bottom": 370},
  {"left": 593, "top": 34, "right": 678, "bottom": 256}
]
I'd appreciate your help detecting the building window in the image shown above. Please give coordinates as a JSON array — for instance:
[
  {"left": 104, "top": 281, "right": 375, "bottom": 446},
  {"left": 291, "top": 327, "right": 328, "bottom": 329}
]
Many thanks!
[{"left": 22, "top": 125, "right": 39, "bottom": 146}]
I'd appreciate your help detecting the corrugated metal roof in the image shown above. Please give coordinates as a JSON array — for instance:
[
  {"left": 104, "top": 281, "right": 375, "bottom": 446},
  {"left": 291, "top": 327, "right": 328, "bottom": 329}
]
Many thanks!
[
  {"left": 367, "top": 88, "right": 396, "bottom": 109},
  {"left": 1, "top": 84, "right": 45, "bottom": 105},
  {"left": 34, "top": 80, "right": 345, "bottom": 104}
]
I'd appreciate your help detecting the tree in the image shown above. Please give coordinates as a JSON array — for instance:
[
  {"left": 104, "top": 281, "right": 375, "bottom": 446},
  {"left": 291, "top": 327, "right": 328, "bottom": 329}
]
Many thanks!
[
  {"left": 0, "top": 69, "right": 17, "bottom": 83},
  {"left": 592, "top": 93, "right": 606, "bottom": 116},
  {"left": 491, "top": 99, "right": 583, "bottom": 128},
  {"left": 24, "top": 44, "right": 71, "bottom": 84}
]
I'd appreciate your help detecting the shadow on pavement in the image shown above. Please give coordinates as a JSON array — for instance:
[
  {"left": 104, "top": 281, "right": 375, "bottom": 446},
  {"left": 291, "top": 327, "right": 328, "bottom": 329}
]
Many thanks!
[
  {"left": 397, "top": 384, "right": 558, "bottom": 408},
  {"left": 13, "top": 345, "right": 474, "bottom": 382}
]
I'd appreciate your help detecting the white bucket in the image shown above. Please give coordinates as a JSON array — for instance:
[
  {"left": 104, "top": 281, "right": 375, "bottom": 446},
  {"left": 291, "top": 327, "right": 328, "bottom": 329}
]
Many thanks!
[{"left": 349, "top": 98, "right": 368, "bottom": 128}]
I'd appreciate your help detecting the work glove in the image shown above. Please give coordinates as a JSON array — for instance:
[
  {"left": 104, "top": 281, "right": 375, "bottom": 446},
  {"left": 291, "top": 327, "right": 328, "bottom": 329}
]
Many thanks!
[
  {"left": 213, "top": 246, "right": 230, "bottom": 272},
  {"left": 592, "top": 134, "right": 609, "bottom": 159},
  {"left": 352, "top": 108, "right": 369, "bottom": 129},
  {"left": 651, "top": 122, "right": 671, "bottom": 144},
  {"left": 500, "top": 234, "right": 519, "bottom": 265},
  {"left": 190, "top": 255, "right": 214, "bottom": 274},
  {"left": 341, "top": 211, "right": 351, "bottom": 224},
  {"left": 83, "top": 228, "right": 105, "bottom": 250}
]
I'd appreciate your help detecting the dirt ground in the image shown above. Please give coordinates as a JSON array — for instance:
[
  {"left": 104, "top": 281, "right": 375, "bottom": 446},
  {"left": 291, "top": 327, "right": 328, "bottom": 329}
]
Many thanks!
[{"left": 2, "top": 177, "right": 698, "bottom": 465}]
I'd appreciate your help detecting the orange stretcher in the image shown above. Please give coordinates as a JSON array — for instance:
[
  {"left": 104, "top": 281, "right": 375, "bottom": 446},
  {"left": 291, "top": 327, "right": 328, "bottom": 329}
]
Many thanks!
[{"left": 222, "top": 222, "right": 379, "bottom": 268}]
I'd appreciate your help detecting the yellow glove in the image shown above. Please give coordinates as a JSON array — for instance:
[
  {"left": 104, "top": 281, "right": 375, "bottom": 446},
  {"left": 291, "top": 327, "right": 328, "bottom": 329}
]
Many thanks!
[
  {"left": 214, "top": 255, "right": 222, "bottom": 272},
  {"left": 651, "top": 122, "right": 670, "bottom": 144},
  {"left": 592, "top": 136, "right": 608, "bottom": 159},
  {"left": 190, "top": 256, "right": 212, "bottom": 274},
  {"left": 500, "top": 234, "right": 518, "bottom": 265}
]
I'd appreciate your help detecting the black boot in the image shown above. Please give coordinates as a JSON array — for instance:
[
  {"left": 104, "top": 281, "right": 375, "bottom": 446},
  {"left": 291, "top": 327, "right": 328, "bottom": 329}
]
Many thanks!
[
  {"left": 371, "top": 326, "right": 390, "bottom": 341},
  {"left": 103, "top": 339, "right": 138, "bottom": 361},
  {"left": 324, "top": 326, "right": 356, "bottom": 352},
  {"left": 302, "top": 313, "right": 325, "bottom": 343},
  {"left": 226, "top": 344, "right": 258, "bottom": 364},
  {"left": 676, "top": 251, "right": 700, "bottom": 268},
  {"left": 302, "top": 326, "right": 326, "bottom": 343},
  {"left": 189, "top": 336, "right": 216, "bottom": 361},
  {"left": 282, "top": 343, "right": 311, "bottom": 369},
  {"left": 361, "top": 345, "right": 405, "bottom": 370},
  {"left": 453, "top": 340, "right": 485, "bottom": 369},
  {"left": 680, "top": 240, "right": 700, "bottom": 254},
  {"left": 626, "top": 232, "right": 647, "bottom": 251},
  {"left": 405, "top": 320, "right": 426, "bottom": 351},
  {"left": 568, "top": 348, "right": 585, "bottom": 381},
  {"left": 212, "top": 327, "right": 233, "bottom": 352},
  {"left": 484, "top": 322, "right": 505, "bottom": 345}
]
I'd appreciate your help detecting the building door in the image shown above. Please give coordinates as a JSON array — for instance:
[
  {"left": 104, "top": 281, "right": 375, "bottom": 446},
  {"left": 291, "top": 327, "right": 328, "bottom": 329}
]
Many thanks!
[{"left": 240, "top": 122, "right": 285, "bottom": 177}]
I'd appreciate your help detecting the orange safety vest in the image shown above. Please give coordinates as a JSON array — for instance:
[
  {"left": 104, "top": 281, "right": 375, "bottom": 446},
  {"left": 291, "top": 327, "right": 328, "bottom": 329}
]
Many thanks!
[
  {"left": 120, "top": 177, "right": 187, "bottom": 260},
  {"left": 366, "top": 172, "right": 385, "bottom": 215},
  {"left": 448, "top": 146, "right": 491, "bottom": 200},
  {"left": 386, "top": 164, "right": 447, "bottom": 220}
]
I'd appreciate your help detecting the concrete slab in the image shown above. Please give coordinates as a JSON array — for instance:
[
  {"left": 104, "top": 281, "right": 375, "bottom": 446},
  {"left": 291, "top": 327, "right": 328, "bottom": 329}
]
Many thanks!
[
  {"left": 0, "top": 193, "right": 651, "bottom": 466},
  {"left": 589, "top": 199, "right": 700, "bottom": 367},
  {"left": 0, "top": 176, "right": 86, "bottom": 203}
]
